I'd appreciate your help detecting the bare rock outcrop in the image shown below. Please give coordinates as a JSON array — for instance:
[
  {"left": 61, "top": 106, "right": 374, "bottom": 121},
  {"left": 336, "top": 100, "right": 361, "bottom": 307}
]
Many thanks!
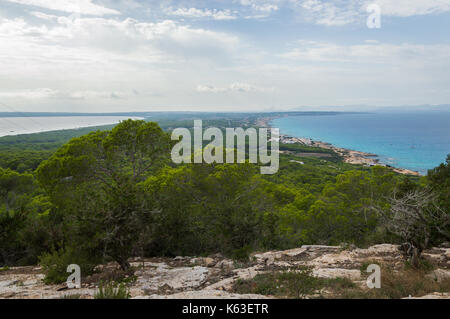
[{"left": 1, "top": 244, "right": 448, "bottom": 299}]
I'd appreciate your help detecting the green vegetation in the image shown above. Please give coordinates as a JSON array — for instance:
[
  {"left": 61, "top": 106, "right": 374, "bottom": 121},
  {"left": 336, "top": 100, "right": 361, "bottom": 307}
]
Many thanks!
[
  {"left": 0, "top": 125, "right": 117, "bottom": 172},
  {"left": 36, "top": 119, "right": 171, "bottom": 270},
  {"left": 340, "top": 266, "right": 450, "bottom": 299},
  {"left": 0, "top": 118, "right": 448, "bottom": 293},
  {"left": 94, "top": 281, "right": 131, "bottom": 299},
  {"left": 234, "top": 265, "right": 450, "bottom": 299},
  {"left": 39, "top": 247, "right": 99, "bottom": 284},
  {"left": 233, "top": 267, "right": 356, "bottom": 298}
]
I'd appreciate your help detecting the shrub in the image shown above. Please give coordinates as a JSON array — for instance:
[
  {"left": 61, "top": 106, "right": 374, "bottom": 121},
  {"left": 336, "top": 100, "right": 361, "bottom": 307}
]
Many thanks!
[
  {"left": 0, "top": 266, "right": 10, "bottom": 272},
  {"left": 277, "top": 269, "right": 321, "bottom": 298},
  {"left": 359, "top": 260, "right": 381, "bottom": 276},
  {"left": 231, "top": 245, "right": 253, "bottom": 262},
  {"left": 370, "top": 267, "right": 450, "bottom": 299},
  {"left": 404, "top": 257, "right": 436, "bottom": 272},
  {"left": 39, "top": 246, "right": 98, "bottom": 285},
  {"left": 94, "top": 281, "right": 130, "bottom": 299},
  {"left": 339, "top": 266, "right": 450, "bottom": 299},
  {"left": 233, "top": 267, "right": 353, "bottom": 298}
]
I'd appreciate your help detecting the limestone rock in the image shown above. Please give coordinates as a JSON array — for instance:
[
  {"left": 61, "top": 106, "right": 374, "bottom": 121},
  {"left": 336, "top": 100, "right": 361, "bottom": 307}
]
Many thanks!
[
  {"left": 2, "top": 244, "right": 449, "bottom": 299},
  {"left": 215, "top": 259, "right": 234, "bottom": 271},
  {"left": 135, "top": 290, "right": 271, "bottom": 299},
  {"left": 138, "top": 265, "right": 209, "bottom": 293},
  {"left": 312, "top": 268, "right": 361, "bottom": 281},
  {"left": 426, "top": 269, "right": 450, "bottom": 283},
  {"left": 404, "top": 292, "right": 450, "bottom": 299}
]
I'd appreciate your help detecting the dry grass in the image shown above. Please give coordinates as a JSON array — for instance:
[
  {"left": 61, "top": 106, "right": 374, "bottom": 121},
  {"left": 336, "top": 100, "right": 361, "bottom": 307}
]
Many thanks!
[
  {"left": 232, "top": 266, "right": 356, "bottom": 299},
  {"left": 233, "top": 264, "right": 450, "bottom": 299},
  {"left": 337, "top": 266, "right": 450, "bottom": 299}
]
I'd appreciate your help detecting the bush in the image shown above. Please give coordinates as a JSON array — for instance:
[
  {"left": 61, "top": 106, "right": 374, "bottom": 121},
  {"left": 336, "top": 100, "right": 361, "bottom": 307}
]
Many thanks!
[
  {"left": 233, "top": 267, "right": 353, "bottom": 298},
  {"left": 231, "top": 245, "right": 253, "bottom": 262},
  {"left": 39, "top": 246, "right": 98, "bottom": 285},
  {"left": 371, "top": 267, "right": 450, "bottom": 299},
  {"left": 339, "top": 266, "right": 450, "bottom": 299},
  {"left": 94, "top": 281, "right": 130, "bottom": 299},
  {"left": 404, "top": 257, "right": 436, "bottom": 272},
  {"left": 0, "top": 266, "right": 10, "bottom": 272},
  {"left": 276, "top": 269, "right": 321, "bottom": 298}
]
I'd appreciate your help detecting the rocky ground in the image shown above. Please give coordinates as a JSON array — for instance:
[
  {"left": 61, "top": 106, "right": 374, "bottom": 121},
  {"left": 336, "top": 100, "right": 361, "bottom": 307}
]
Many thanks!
[{"left": 1, "top": 244, "right": 449, "bottom": 299}]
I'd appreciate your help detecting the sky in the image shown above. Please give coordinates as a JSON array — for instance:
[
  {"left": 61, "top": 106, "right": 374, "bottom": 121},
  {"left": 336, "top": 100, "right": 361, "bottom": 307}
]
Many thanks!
[{"left": 0, "top": 0, "right": 449, "bottom": 112}]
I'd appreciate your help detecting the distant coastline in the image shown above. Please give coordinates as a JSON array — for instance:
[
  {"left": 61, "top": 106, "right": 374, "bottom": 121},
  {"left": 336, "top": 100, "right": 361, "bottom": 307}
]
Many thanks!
[
  {"left": 0, "top": 116, "right": 143, "bottom": 138},
  {"left": 258, "top": 115, "right": 422, "bottom": 176}
]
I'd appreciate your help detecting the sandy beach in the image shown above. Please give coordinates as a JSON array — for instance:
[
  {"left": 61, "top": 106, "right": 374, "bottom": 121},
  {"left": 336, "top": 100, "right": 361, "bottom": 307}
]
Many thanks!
[{"left": 257, "top": 116, "right": 421, "bottom": 176}]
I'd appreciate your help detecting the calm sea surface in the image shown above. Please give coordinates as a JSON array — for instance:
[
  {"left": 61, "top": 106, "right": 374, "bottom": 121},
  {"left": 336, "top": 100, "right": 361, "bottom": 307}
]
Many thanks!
[
  {"left": 272, "top": 112, "right": 450, "bottom": 174},
  {"left": 0, "top": 116, "right": 142, "bottom": 137}
]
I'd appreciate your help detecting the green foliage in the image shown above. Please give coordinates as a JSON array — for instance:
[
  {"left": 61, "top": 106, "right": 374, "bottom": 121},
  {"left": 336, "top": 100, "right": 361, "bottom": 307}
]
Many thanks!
[
  {"left": 275, "top": 167, "right": 402, "bottom": 247},
  {"left": 0, "top": 125, "right": 117, "bottom": 172},
  {"left": 231, "top": 246, "right": 252, "bottom": 262},
  {"left": 0, "top": 168, "right": 47, "bottom": 266},
  {"left": 39, "top": 246, "right": 99, "bottom": 285},
  {"left": 36, "top": 120, "right": 172, "bottom": 270},
  {"left": 94, "top": 281, "right": 131, "bottom": 299},
  {"left": 233, "top": 267, "right": 355, "bottom": 298},
  {"left": 404, "top": 257, "right": 436, "bottom": 272},
  {"left": 1, "top": 118, "right": 447, "bottom": 283},
  {"left": 143, "top": 163, "right": 275, "bottom": 257},
  {"left": 427, "top": 154, "right": 450, "bottom": 213},
  {"left": 234, "top": 265, "right": 449, "bottom": 299},
  {"left": 341, "top": 266, "right": 450, "bottom": 299},
  {"left": 359, "top": 260, "right": 381, "bottom": 275}
]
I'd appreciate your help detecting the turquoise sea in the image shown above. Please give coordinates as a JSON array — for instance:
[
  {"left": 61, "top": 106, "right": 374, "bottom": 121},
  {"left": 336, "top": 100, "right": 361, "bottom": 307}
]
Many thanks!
[{"left": 272, "top": 112, "right": 450, "bottom": 175}]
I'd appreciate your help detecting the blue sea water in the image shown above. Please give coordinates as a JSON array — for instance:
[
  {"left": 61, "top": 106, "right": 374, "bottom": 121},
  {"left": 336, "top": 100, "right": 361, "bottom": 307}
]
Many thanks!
[{"left": 272, "top": 112, "right": 450, "bottom": 175}]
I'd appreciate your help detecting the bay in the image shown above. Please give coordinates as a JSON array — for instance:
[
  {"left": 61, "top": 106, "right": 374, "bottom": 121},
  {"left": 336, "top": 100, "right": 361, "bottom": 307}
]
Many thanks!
[
  {"left": 272, "top": 112, "right": 450, "bottom": 175},
  {"left": 0, "top": 116, "right": 142, "bottom": 137}
]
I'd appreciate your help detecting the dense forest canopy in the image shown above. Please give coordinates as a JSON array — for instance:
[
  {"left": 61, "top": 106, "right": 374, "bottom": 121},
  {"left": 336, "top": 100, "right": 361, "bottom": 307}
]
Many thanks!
[{"left": 0, "top": 119, "right": 448, "bottom": 282}]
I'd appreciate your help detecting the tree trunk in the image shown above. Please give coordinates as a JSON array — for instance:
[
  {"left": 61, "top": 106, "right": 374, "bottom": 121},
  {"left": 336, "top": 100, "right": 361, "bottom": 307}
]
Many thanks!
[
  {"left": 118, "top": 258, "right": 130, "bottom": 271},
  {"left": 410, "top": 246, "right": 420, "bottom": 268},
  {"left": 400, "top": 242, "right": 422, "bottom": 268}
]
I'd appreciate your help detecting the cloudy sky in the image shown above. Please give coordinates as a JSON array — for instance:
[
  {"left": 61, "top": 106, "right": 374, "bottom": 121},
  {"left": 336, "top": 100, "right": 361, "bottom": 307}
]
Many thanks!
[{"left": 0, "top": 0, "right": 449, "bottom": 112}]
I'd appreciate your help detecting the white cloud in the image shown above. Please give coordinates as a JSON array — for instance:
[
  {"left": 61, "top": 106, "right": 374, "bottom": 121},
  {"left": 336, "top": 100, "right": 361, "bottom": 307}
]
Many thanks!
[
  {"left": 30, "top": 11, "right": 59, "bottom": 20},
  {"left": 298, "top": 0, "right": 362, "bottom": 26},
  {"left": 197, "top": 82, "right": 274, "bottom": 93},
  {"left": 0, "top": 88, "right": 159, "bottom": 100},
  {"left": 165, "top": 7, "right": 237, "bottom": 20},
  {"left": 0, "top": 16, "right": 243, "bottom": 110},
  {"left": 197, "top": 85, "right": 228, "bottom": 93},
  {"left": 239, "top": 0, "right": 280, "bottom": 18},
  {"left": 297, "top": 0, "right": 450, "bottom": 26},
  {"left": 240, "top": 0, "right": 279, "bottom": 11},
  {"left": 4, "top": 0, "right": 120, "bottom": 16},
  {"left": 280, "top": 40, "right": 450, "bottom": 64},
  {"left": 0, "top": 88, "right": 58, "bottom": 99},
  {"left": 256, "top": 4, "right": 279, "bottom": 13},
  {"left": 0, "top": 17, "right": 239, "bottom": 59},
  {"left": 369, "top": 0, "right": 450, "bottom": 17},
  {"left": 0, "top": 1, "right": 449, "bottom": 111}
]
